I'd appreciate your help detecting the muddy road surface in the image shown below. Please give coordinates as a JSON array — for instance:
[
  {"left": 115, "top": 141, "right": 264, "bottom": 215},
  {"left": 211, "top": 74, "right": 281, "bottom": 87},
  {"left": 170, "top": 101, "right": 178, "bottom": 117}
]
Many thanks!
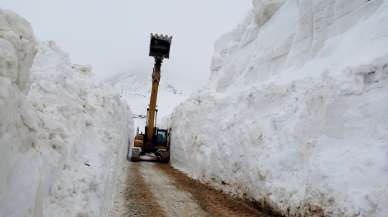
[{"left": 109, "top": 162, "right": 274, "bottom": 217}]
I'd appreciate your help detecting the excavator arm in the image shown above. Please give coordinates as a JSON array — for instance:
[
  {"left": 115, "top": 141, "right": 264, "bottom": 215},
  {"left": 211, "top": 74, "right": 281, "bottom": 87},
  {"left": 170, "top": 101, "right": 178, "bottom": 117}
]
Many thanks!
[
  {"left": 146, "top": 58, "right": 162, "bottom": 142},
  {"left": 130, "top": 33, "right": 172, "bottom": 163}
]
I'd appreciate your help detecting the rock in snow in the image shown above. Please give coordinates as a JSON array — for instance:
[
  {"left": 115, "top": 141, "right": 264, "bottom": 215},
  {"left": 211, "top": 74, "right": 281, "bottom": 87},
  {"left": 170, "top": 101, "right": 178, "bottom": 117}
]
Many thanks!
[
  {"left": 168, "top": 0, "right": 388, "bottom": 217},
  {"left": 0, "top": 10, "right": 132, "bottom": 217}
]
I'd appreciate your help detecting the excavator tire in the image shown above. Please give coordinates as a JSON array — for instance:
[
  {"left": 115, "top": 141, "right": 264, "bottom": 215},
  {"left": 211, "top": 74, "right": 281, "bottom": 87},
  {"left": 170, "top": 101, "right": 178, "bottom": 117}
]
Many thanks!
[
  {"left": 157, "top": 149, "right": 170, "bottom": 163},
  {"left": 130, "top": 147, "right": 141, "bottom": 162}
]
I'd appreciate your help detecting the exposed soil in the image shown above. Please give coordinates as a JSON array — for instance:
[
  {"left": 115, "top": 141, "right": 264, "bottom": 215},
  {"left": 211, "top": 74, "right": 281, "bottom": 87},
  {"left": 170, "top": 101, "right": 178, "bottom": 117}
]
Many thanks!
[
  {"left": 123, "top": 163, "right": 167, "bottom": 217},
  {"left": 157, "top": 164, "right": 273, "bottom": 217},
  {"left": 114, "top": 161, "right": 276, "bottom": 217}
]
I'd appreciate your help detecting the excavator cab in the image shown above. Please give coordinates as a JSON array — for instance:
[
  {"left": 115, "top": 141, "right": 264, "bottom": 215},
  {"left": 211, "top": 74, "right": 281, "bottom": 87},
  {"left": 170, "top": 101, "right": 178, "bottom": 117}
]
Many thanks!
[
  {"left": 154, "top": 129, "right": 168, "bottom": 146},
  {"left": 129, "top": 33, "right": 172, "bottom": 163}
]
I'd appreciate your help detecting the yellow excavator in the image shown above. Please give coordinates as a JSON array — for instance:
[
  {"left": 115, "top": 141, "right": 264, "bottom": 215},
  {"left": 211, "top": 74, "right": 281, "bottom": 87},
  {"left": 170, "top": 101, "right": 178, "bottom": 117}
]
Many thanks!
[{"left": 130, "top": 33, "right": 172, "bottom": 163}]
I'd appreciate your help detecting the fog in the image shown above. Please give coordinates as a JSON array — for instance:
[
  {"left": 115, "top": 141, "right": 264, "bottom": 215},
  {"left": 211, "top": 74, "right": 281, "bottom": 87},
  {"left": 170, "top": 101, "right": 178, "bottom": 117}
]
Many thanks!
[{"left": 1, "top": 0, "right": 251, "bottom": 92}]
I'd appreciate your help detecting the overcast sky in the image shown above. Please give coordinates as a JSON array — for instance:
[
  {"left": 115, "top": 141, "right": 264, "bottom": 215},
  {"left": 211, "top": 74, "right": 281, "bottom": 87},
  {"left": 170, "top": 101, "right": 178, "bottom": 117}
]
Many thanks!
[{"left": 1, "top": 0, "right": 251, "bottom": 92}]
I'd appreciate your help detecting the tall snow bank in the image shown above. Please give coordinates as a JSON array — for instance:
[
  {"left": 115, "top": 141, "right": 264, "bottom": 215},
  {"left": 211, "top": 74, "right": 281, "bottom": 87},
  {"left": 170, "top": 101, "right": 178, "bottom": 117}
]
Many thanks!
[
  {"left": 0, "top": 10, "right": 132, "bottom": 217},
  {"left": 168, "top": 1, "right": 388, "bottom": 217},
  {"left": 30, "top": 41, "right": 132, "bottom": 217},
  {"left": 0, "top": 9, "right": 40, "bottom": 217},
  {"left": 0, "top": 9, "right": 36, "bottom": 93}
]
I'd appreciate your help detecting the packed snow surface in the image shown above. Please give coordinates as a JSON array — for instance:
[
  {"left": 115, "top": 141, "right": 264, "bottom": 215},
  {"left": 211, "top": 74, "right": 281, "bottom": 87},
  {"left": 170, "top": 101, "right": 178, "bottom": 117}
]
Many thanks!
[
  {"left": 168, "top": 0, "right": 388, "bottom": 216},
  {"left": 0, "top": 10, "right": 131, "bottom": 217}
]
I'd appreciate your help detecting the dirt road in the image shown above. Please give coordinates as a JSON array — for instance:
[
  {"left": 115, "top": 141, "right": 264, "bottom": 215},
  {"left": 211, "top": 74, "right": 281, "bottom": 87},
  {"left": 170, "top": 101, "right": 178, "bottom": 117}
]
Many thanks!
[{"left": 109, "top": 162, "right": 274, "bottom": 217}]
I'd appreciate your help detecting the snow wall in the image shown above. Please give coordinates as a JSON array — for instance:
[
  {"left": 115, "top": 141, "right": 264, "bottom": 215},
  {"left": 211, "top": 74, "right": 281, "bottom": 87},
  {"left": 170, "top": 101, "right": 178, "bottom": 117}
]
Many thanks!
[
  {"left": 167, "top": 0, "right": 388, "bottom": 216},
  {"left": 0, "top": 10, "right": 132, "bottom": 217}
]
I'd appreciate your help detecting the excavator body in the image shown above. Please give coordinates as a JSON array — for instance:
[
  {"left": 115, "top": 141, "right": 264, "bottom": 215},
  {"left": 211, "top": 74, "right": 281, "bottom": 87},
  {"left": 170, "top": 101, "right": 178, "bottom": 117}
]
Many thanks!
[{"left": 130, "top": 33, "right": 172, "bottom": 163}]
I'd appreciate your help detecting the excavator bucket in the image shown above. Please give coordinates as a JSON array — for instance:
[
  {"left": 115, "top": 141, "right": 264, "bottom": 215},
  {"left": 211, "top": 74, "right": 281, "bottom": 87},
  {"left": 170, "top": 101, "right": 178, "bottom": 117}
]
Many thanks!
[{"left": 149, "top": 33, "right": 172, "bottom": 59}]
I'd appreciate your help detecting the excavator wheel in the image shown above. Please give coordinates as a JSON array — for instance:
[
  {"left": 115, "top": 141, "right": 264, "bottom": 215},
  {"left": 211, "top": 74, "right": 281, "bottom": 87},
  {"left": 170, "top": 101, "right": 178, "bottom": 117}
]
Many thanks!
[
  {"left": 157, "top": 149, "right": 170, "bottom": 163},
  {"left": 130, "top": 147, "right": 141, "bottom": 162}
]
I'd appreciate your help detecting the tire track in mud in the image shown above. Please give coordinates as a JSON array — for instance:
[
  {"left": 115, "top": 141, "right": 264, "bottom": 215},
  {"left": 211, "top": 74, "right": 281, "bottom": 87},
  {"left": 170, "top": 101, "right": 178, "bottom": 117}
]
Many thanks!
[
  {"left": 117, "top": 162, "right": 276, "bottom": 217},
  {"left": 123, "top": 163, "right": 167, "bottom": 217},
  {"left": 136, "top": 162, "right": 210, "bottom": 217},
  {"left": 157, "top": 164, "right": 272, "bottom": 217}
]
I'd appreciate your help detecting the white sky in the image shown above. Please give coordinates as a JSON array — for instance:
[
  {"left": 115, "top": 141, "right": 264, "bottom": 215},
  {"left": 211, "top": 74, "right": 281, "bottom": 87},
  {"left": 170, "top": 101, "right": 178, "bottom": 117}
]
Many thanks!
[{"left": 1, "top": 0, "right": 251, "bottom": 92}]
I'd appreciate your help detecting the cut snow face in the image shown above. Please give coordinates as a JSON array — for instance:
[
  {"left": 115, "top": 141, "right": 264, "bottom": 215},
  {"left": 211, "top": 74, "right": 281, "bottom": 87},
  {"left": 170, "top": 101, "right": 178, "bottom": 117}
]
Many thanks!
[
  {"left": 0, "top": 9, "right": 39, "bottom": 217},
  {"left": 0, "top": 9, "right": 37, "bottom": 93},
  {"left": 106, "top": 70, "right": 187, "bottom": 132},
  {"left": 167, "top": 0, "right": 388, "bottom": 217},
  {"left": 30, "top": 41, "right": 132, "bottom": 217},
  {"left": 0, "top": 10, "right": 132, "bottom": 217}
]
